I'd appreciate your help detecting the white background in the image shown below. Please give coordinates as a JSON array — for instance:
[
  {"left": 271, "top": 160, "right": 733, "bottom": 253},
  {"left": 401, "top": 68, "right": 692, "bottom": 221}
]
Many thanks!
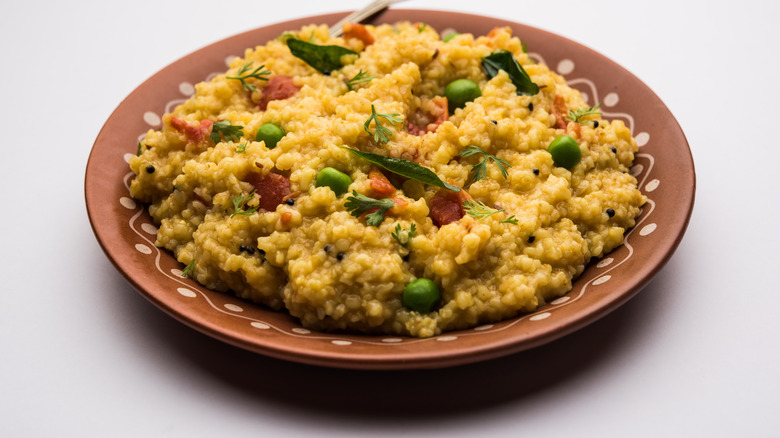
[{"left": 2, "top": 0, "right": 779, "bottom": 436}]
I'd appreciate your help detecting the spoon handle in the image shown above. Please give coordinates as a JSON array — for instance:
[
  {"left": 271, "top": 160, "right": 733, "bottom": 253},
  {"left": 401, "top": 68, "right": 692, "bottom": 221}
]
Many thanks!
[{"left": 329, "top": 0, "right": 409, "bottom": 38}]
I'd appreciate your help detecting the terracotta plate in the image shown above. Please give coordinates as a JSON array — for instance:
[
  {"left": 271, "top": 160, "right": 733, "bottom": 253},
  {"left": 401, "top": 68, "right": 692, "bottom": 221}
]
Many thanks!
[{"left": 85, "top": 9, "right": 695, "bottom": 370}]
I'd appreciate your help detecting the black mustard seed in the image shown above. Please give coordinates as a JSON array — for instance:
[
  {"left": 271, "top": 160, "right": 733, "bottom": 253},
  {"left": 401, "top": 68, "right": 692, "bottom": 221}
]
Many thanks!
[
  {"left": 336, "top": 252, "right": 345, "bottom": 261},
  {"left": 146, "top": 165, "right": 155, "bottom": 173},
  {"left": 285, "top": 198, "right": 295, "bottom": 206},
  {"left": 606, "top": 208, "right": 616, "bottom": 218},
  {"left": 527, "top": 235, "right": 535, "bottom": 244},
  {"left": 532, "top": 168, "right": 540, "bottom": 175}
]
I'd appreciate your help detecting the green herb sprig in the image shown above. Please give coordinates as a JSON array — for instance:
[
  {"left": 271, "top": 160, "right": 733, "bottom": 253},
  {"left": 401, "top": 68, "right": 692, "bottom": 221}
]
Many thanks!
[
  {"left": 565, "top": 104, "right": 602, "bottom": 124},
  {"left": 226, "top": 62, "right": 270, "bottom": 93},
  {"left": 136, "top": 141, "right": 144, "bottom": 156},
  {"left": 459, "top": 145, "right": 511, "bottom": 182},
  {"left": 344, "top": 191, "right": 395, "bottom": 226},
  {"left": 501, "top": 215, "right": 518, "bottom": 225},
  {"left": 341, "top": 147, "right": 460, "bottom": 192},
  {"left": 462, "top": 200, "right": 503, "bottom": 220},
  {"left": 391, "top": 223, "right": 418, "bottom": 247},
  {"left": 346, "top": 70, "right": 376, "bottom": 91},
  {"left": 231, "top": 190, "right": 260, "bottom": 218},
  {"left": 363, "top": 104, "right": 402, "bottom": 144},
  {"left": 181, "top": 259, "right": 196, "bottom": 278},
  {"left": 210, "top": 120, "right": 244, "bottom": 144},
  {"left": 236, "top": 142, "right": 248, "bottom": 153}
]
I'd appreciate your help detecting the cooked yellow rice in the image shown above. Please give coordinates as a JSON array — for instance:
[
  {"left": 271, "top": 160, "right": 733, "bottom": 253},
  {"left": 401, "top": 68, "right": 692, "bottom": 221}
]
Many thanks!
[{"left": 129, "top": 22, "right": 645, "bottom": 337}]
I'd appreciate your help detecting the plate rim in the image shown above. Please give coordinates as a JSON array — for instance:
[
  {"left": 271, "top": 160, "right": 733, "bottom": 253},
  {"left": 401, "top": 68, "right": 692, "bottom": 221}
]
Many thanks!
[{"left": 85, "top": 8, "right": 695, "bottom": 370}]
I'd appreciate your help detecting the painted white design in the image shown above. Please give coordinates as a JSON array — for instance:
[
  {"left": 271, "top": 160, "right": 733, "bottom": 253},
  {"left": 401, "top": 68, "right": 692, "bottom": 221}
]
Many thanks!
[
  {"left": 636, "top": 132, "right": 650, "bottom": 147},
  {"left": 631, "top": 164, "right": 644, "bottom": 177},
  {"left": 225, "top": 55, "right": 238, "bottom": 67},
  {"left": 474, "top": 324, "right": 494, "bottom": 331},
  {"left": 224, "top": 304, "right": 244, "bottom": 312},
  {"left": 179, "top": 82, "right": 195, "bottom": 96},
  {"left": 557, "top": 59, "right": 575, "bottom": 75},
  {"left": 123, "top": 153, "right": 134, "bottom": 163},
  {"left": 170, "top": 268, "right": 183, "bottom": 277},
  {"left": 119, "top": 197, "right": 137, "bottom": 209},
  {"left": 593, "top": 275, "right": 612, "bottom": 286},
  {"left": 597, "top": 257, "right": 614, "bottom": 268},
  {"left": 251, "top": 322, "right": 270, "bottom": 330},
  {"left": 135, "top": 243, "right": 152, "bottom": 254},
  {"left": 530, "top": 312, "right": 551, "bottom": 321},
  {"left": 177, "top": 288, "right": 197, "bottom": 298},
  {"left": 436, "top": 336, "right": 458, "bottom": 342},
  {"left": 604, "top": 92, "right": 619, "bottom": 107},
  {"left": 382, "top": 338, "right": 403, "bottom": 343},
  {"left": 332, "top": 340, "right": 352, "bottom": 346},
  {"left": 646, "top": 179, "right": 660, "bottom": 192},
  {"left": 141, "top": 223, "right": 157, "bottom": 235},
  {"left": 292, "top": 328, "right": 311, "bottom": 335},
  {"left": 640, "top": 223, "right": 657, "bottom": 236},
  {"left": 143, "top": 111, "right": 161, "bottom": 126},
  {"left": 551, "top": 296, "right": 570, "bottom": 305}
]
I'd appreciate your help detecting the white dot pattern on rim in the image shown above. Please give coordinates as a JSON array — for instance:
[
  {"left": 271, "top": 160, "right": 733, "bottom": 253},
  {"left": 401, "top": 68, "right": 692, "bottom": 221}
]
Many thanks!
[
  {"left": 251, "top": 322, "right": 270, "bottom": 330},
  {"left": 224, "top": 304, "right": 243, "bottom": 312},
  {"left": 581, "top": 92, "right": 590, "bottom": 104},
  {"left": 135, "top": 243, "right": 152, "bottom": 254},
  {"left": 436, "top": 336, "right": 458, "bottom": 342},
  {"left": 474, "top": 324, "right": 494, "bottom": 331},
  {"left": 551, "top": 296, "right": 570, "bottom": 305},
  {"left": 382, "top": 338, "right": 402, "bottom": 343},
  {"left": 119, "top": 197, "right": 137, "bottom": 209},
  {"left": 292, "top": 328, "right": 310, "bottom": 335},
  {"left": 332, "top": 340, "right": 352, "bottom": 346},
  {"left": 557, "top": 59, "right": 575, "bottom": 75},
  {"left": 530, "top": 312, "right": 551, "bottom": 321},
  {"left": 636, "top": 132, "right": 650, "bottom": 147},
  {"left": 631, "top": 164, "right": 644, "bottom": 177},
  {"left": 640, "top": 223, "right": 657, "bottom": 236},
  {"left": 141, "top": 223, "right": 157, "bottom": 235},
  {"left": 179, "top": 82, "right": 195, "bottom": 96},
  {"left": 597, "top": 257, "right": 614, "bottom": 268},
  {"left": 604, "top": 92, "right": 619, "bottom": 107},
  {"left": 170, "top": 268, "right": 183, "bottom": 277},
  {"left": 224, "top": 55, "right": 238, "bottom": 67},
  {"left": 143, "top": 111, "right": 160, "bottom": 126},
  {"left": 123, "top": 153, "right": 134, "bottom": 163},
  {"left": 177, "top": 288, "right": 196, "bottom": 298},
  {"left": 593, "top": 275, "right": 611, "bottom": 286},
  {"left": 646, "top": 179, "right": 660, "bottom": 192}
]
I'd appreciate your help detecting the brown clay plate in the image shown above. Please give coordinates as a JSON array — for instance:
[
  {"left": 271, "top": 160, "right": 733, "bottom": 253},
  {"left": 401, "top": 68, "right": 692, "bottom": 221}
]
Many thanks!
[{"left": 85, "top": 9, "right": 695, "bottom": 370}]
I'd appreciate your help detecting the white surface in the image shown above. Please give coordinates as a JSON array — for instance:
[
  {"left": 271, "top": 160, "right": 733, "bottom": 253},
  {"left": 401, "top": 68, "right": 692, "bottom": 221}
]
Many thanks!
[{"left": 2, "top": 0, "right": 779, "bottom": 436}]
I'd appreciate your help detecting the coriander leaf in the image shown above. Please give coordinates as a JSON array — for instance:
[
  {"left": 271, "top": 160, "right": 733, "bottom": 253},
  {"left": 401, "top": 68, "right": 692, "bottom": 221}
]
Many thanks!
[
  {"left": 363, "top": 105, "right": 402, "bottom": 144},
  {"left": 459, "top": 145, "right": 511, "bottom": 182},
  {"left": 344, "top": 191, "right": 395, "bottom": 226},
  {"left": 211, "top": 120, "right": 244, "bottom": 144},
  {"left": 342, "top": 146, "right": 461, "bottom": 192},
  {"left": 346, "top": 70, "right": 376, "bottom": 91},
  {"left": 482, "top": 50, "right": 539, "bottom": 96},
  {"left": 391, "top": 223, "right": 418, "bottom": 247},
  {"left": 565, "top": 104, "right": 602, "bottom": 124},
  {"left": 287, "top": 38, "right": 357, "bottom": 74},
  {"left": 501, "top": 215, "right": 518, "bottom": 225},
  {"left": 226, "top": 61, "right": 270, "bottom": 93},
  {"left": 136, "top": 141, "right": 143, "bottom": 156},
  {"left": 181, "top": 259, "right": 196, "bottom": 278},
  {"left": 463, "top": 199, "right": 503, "bottom": 220},
  {"left": 236, "top": 142, "right": 248, "bottom": 153},
  {"left": 231, "top": 190, "right": 260, "bottom": 218}
]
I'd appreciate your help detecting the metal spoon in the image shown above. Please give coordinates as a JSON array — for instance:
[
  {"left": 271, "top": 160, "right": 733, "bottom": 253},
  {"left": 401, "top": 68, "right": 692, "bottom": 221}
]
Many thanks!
[{"left": 329, "top": 0, "right": 409, "bottom": 37}]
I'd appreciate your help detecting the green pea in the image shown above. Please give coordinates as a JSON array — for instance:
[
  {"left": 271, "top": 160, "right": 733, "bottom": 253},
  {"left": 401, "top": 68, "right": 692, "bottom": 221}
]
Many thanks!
[
  {"left": 256, "top": 123, "right": 285, "bottom": 149},
  {"left": 402, "top": 278, "right": 440, "bottom": 313},
  {"left": 547, "top": 134, "right": 581, "bottom": 169},
  {"left": 444, "top": 78, "right": 481, "bottom": 113},
  {"left": 315, "top": 167, "right": 352, "bottom": 196}
]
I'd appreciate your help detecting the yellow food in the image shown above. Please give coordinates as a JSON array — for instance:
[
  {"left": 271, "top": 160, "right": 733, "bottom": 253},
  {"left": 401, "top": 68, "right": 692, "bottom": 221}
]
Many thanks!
[{"left": 129, "top": 22, "right": 645, "bottom": 338}]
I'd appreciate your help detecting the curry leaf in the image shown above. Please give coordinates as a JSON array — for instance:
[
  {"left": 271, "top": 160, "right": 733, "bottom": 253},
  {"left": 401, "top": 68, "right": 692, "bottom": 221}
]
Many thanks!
[
  {"left": 287, "top": 38, "right": 357, "bottom": 74},
  {"left": 482, "top": 50, "right": 539, "bottom": 96},
  {"left": 341, "top": 147, "right": 461, "bottom": 192}
]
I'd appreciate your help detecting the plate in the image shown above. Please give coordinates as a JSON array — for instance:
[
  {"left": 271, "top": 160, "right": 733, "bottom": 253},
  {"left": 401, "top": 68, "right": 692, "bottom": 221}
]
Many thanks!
[{"left": 85, "top": 9, "right": 695, "bottom": 370}]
